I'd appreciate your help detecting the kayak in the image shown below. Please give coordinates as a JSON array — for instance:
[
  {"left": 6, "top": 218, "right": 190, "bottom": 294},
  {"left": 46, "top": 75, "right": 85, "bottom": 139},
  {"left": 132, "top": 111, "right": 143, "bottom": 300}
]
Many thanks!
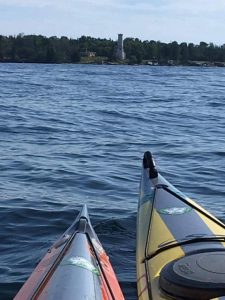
[
  {"left": 14, "top": 205, "right": 125, "bottom": 300},
  {"left": 137, "top": 151, "right": 225, "bottom": 300}
]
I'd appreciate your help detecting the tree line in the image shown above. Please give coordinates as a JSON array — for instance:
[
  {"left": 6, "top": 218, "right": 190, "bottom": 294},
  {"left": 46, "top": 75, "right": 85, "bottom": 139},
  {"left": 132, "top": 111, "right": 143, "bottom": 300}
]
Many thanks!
[{"left": 0, "top": 34, "right": 225, "bottom": 64}]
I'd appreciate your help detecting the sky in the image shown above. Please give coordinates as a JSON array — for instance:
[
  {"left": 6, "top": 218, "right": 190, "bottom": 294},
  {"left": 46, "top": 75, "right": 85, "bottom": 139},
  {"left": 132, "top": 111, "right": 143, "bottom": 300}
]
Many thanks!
[{"left": 1, "top": 0, "right": 225, "bottom": 45}]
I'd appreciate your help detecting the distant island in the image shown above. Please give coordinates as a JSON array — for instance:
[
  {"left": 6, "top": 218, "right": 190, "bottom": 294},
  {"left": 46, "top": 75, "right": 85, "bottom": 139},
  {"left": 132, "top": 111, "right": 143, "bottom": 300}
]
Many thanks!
[{"left": 1, "top": 34, "right": 225, "bottom": 67}]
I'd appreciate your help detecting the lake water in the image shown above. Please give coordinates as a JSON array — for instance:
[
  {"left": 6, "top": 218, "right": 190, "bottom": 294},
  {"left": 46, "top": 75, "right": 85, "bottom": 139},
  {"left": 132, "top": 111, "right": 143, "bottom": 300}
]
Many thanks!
[{"left": 0, "top": 63, "right": 225, "bottom": 300}]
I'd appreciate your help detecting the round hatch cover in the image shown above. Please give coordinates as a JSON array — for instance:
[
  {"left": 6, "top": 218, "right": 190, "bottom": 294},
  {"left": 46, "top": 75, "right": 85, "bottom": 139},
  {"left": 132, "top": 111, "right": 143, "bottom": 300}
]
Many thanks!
[{"left": 159, "top": 251, "right": 225, "bottom": 299}]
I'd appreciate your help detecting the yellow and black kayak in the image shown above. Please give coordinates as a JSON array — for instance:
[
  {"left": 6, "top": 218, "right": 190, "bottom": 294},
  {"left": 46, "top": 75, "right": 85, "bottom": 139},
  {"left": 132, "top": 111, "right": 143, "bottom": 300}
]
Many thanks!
[
  {"left": 14, "top": 205, "right": 124, "bottom": 300},
  {"left": 137, "top": 151, "right": 225, "bottom": 300}
]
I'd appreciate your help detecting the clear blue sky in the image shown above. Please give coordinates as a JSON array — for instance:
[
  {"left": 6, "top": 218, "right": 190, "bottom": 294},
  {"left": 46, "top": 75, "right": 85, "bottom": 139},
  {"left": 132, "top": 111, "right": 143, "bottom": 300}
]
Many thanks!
[{"left": 1, "top": 0, "right": 225, "bottom": 45}]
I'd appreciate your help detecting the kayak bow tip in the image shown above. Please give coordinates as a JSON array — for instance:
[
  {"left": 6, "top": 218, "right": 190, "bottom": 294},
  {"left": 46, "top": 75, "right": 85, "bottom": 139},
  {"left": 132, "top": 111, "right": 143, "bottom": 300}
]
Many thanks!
[
  {"left": 143, "top": 151, "right": 158, "bottom": 179},
  {"left": 79, "top": 204, "right": 89, "bottom": 220}
]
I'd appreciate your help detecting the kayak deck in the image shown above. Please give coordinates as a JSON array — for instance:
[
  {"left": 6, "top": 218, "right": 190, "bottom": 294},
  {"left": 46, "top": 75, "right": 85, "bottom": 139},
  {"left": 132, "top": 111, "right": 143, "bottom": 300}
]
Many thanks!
[
  {"left": 137, "top": 151, "right": 225, "bottom": 300},
  {"left": 14, "top": 205, "right": 124, "bottom": 300}
]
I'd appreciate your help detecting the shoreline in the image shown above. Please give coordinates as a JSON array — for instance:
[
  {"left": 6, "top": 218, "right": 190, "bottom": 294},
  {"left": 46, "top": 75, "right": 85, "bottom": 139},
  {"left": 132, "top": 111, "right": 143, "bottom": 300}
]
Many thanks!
[{"left": 1, "top": 60, "right": 225, "bottom": 67}]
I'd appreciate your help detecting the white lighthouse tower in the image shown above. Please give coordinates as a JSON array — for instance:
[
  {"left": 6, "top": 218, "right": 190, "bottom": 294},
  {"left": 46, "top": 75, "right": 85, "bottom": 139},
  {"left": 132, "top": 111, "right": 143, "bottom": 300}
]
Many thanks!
[{"left": 116, "top": 34, "right": 126, "bottom": 60}]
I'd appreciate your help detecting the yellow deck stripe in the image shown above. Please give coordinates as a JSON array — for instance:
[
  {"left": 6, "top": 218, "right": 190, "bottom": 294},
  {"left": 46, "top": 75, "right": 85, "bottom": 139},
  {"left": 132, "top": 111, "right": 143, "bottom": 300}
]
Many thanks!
[
  {"left": 189, "top": 198, "right": 225, "bottom": 247},
  {"left": 137, "top": 201, "right": 153, "bottom": 300},
  {"left": 147, "top": 209, "right": 184, "bottom": 257},
  {"left": 146, "top": 210, "right": 184, "bottom": 300}
]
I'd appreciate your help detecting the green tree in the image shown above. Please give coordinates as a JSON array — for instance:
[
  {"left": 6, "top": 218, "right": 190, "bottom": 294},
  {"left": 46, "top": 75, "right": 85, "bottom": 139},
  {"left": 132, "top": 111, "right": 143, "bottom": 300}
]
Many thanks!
[
  {"left": 0, "top": 35, "right": 3, "bottom": 60},
  {"left": 129, "top": 55, "right": 137, "bottom": 64},
  {"left": 71, "top": 48, "right": 80, "bottom": 62},
  {"left": 180, "top": 42, "right": 189, "bottom": 62},
  {"left": 188, "top": 43, "right": 195, "bottom": 60},
  {"left": 198, "top": 42, "right": 208, "bottom": 60},
  {"left": 144, "top": 40, "right": 158, "bottom": 60},
  {"left": 170, "top": 41, "right": 180, "bottom": 60},
  {"left": 124, "top": 38, "right": 144, "bottom": 63}
]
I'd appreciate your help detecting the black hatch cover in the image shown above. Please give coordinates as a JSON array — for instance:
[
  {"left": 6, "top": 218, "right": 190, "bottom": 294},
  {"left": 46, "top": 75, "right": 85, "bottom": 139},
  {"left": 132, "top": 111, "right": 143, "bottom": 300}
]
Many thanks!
[{"left": 159, "top": 251, "right": 225, "bottom": 299}]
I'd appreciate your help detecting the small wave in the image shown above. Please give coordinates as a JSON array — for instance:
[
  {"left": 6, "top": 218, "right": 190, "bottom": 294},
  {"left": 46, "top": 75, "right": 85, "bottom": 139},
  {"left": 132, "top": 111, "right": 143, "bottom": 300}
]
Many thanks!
[
  {"left": 94, "top": 219, "right": 128, "bottom": 234},
  {"left": 94, "top": 214, "right": 136, "bottom": 238},
  {"left": 120, "top": 281, "right": 137, "bottom": 300},
  {"left": 214, "top": 151, "right": 225, "bottom": 157},
  {"left": 0, "top": 282, "right": 21, "bottom": 300},
  {"left": 207, "top": 101, "right": 224, "bottom": 107}
]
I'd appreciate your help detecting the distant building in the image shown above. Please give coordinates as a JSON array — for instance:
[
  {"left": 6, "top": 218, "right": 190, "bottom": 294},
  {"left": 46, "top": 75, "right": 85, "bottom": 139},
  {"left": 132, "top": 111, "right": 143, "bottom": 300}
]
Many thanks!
[
  {"left": 80, "top": 49, "right": 96, "bottom": 57},
  {"left": 116, "top": 34, "right": 126, "bottom": 60}
]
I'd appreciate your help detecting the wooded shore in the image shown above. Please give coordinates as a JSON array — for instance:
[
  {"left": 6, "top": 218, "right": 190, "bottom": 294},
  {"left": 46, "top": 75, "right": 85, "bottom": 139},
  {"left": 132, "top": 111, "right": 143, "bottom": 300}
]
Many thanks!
[{"left": 1, "top": 34, "right": 225, "bottom": 66}]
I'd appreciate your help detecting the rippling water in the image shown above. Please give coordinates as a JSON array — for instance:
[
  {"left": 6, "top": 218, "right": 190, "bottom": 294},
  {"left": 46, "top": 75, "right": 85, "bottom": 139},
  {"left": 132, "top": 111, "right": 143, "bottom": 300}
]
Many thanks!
[{"left": 1, "top": 63, "right": 225, "bottom": 300}]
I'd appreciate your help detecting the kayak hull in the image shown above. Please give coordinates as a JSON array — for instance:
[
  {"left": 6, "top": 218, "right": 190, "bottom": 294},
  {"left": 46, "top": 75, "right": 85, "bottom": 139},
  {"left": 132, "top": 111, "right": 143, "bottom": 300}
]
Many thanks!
[{"left": 14, "top": 205, "right": 124, "bottom": 300}]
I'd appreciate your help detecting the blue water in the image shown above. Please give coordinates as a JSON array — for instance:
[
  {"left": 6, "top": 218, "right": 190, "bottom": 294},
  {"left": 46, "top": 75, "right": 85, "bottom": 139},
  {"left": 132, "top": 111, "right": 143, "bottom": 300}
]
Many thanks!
[{"left": 1, "top": 63, "right": 225, "bottom": 300}]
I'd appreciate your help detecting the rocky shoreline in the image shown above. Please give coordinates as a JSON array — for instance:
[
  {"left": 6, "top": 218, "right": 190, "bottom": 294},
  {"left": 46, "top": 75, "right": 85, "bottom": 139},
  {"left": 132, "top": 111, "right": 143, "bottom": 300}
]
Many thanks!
[
  {"left": 1, "top": 59, "right": 225, "bottom": 67},
  {"left": 106, "top": 60, "right": 225, "bottom": 67}
]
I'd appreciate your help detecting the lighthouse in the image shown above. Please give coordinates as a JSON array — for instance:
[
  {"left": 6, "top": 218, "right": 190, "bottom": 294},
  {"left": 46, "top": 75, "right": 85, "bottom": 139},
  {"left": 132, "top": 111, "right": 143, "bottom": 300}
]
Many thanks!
[{"left": 116, "top": 34, "right": 126, "bottom": 60}]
